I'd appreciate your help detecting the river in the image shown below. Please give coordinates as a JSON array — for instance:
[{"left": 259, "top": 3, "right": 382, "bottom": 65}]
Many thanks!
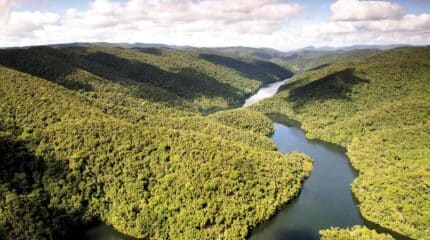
[
  {"left": 80, "top": 79, "right": 404, "bottom": 240},
  {"left": 242, "top": 79, "right": 362, "bottom": 239},
  {"left": 244, "top": 79, "right": 409, "bottom": 240}
]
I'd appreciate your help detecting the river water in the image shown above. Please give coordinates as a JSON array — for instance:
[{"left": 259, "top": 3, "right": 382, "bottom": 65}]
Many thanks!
[
  {"left": 248, "top": 123, "right": 363, "bottom": 240},
  {"left": 244, "top": 79, "right": 363, "bottom": 239},
  {"left": 80, "top": 79, "right": 404, "bottom": 240},
  {"left": 243, "top": 79, "right": 288, "bottom": 107}
]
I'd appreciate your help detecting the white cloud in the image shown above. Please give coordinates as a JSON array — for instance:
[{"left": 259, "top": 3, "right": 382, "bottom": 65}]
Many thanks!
[
  {"left": 0, "top": 0, "right": 15, "bottom": 23},
  {"left": 0, "top": 0, "right": 429, "bottom": 50},
  {"left": 0, "top": 0, "right": 304, "bottom": 48},
  {"left": 330, "top": 0, "right": 404, "bottom": 21},
  {"left": 299, "top": 12, "right": 430, "bottom": 48}
]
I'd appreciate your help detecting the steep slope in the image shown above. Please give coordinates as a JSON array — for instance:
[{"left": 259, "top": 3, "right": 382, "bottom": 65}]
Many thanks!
[
  {"left": 0, "top": 45, "right": 292, "bottom": 113},
  {"left": 251, "top": 46, "right": 430, "bottom": 239},
  {"left": 278, "top": 49, "right": 381, "bottom": 72},
  {"left": 320, "top": 226, "right": 395, "bottom": 240},
  {"left": 0, "top": 46, "right": 309, "bottom": 240},
  {"left": 209, "top": 46, "right": 380, "bottom": 74}
]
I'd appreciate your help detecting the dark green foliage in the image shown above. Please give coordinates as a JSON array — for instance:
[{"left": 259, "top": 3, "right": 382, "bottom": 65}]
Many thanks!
[
  {"left": 320, "top": 226, "right": 395, "bottom": 240},
  {"left": 209, "top": 109, "right": 274, "bottom": 136},
  {"left": 199, "top": 53, "right": 292, "bottom": 84},
  {"left": 251, "top": 46, "right": 430, "bottom": 239},
  {"left": 0, "top": 45, "right": 290, "bottom": 113},
  {"left": 287, "top": 68, "right": 369, "bottom": 107},
  {"left": 210, "top": 46, "right": 380, "bottom": 73},
  {"left": 0, "top": 45, "right": 310, "bottom": 239},
  {"left": 0, "top": 133, "right": 92, "bottom": 240},
  {"left": 279, "top": 49, "right": 381, "bottom": 72}
]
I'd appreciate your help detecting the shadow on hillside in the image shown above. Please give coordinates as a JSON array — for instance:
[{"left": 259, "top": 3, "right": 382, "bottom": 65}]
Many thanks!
[
  {"left": 265, "top": 112, "right": 301, "bottom": 127},
  {"left": 0, "top": 134, "right": 45, "bottom": 194},
  {"left": 0, "top": 134, "right": 92, "bottom": 239},
  {"left": 199, "top": 53, "right": 293, "bottom": 84},
  {"left": 0, "top": 47, "right": 94, "bottom": 92},
  {"left": 307, "top": 63, "right": 331, "bottom": 71},
  {"left": 76, "top": 51, "right": 244, "bottom": 103},
  {"left": 273, "top": 229, "right": 317, "bottom": 240},
  {"left": 133, "top": 47, "right": 163, "bottom": 56},
  {"left": 285, "top": 68, "right": 369, "bottom": 109},
  {"left": 0, "top": 47, "right": 248, "bottom": 108}
]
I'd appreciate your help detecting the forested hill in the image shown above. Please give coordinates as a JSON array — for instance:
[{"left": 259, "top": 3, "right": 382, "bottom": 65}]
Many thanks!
[
  {"left": 0, "top": 45, "right": 309, "bottom": 240},
  {"left": 251, "top": 46, "right": 430, "bottom": 239},
  {"left": 207, "top": 46, "right": 381, "bottom": 73},
  {"left": 277, "top": 49, "right": 380, "bottom": 72},
  {"left": 0, "top": 45, "right": 292, "bottom": 113}
]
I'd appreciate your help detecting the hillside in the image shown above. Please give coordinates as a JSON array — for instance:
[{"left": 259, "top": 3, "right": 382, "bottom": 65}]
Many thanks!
[
  {"left": 208, "top": 46, "right": 380, "bottom": 73},
  {"left": 251, "top": 46, "right": 430, "bottom": 239},
  {"left": 320, "top": 226, "right": 395, "bottom": 240},
  {"left": 0, "top": 45, "right": 292, "bottom": 113},
  {"left": 279, "top": 49, "right": 381, "bottom": 72},
  {"left": 0, "top": 45, "right": 309, "bottom": 239}
]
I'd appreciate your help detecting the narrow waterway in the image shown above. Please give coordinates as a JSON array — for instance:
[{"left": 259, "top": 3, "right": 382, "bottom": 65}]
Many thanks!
[
  {"left": 249, "top": 123, "right": 363, "bottom": 240},
  {"left": 245, "top": 80, "right": 408, "bottom": 240},
  {"left": 244, "top": 79, "right": 363, "bottom": 239},
  {"left": 243, "top": 79, "right": 288, "bottom": 107},
  {"left": 80, "top": 79, "right": 405, "bottom": 240}
]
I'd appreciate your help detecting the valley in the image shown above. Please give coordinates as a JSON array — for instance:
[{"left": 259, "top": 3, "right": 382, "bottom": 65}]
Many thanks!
[{"left": 0, "top": 44, "right": 428, "bottom": 240}]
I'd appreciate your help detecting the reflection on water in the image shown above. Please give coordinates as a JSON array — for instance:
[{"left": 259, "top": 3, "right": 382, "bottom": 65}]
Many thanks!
[
  {"left": 243, "top": 80, "right": 287, "bottom": 107},
  {"left": 79, "top": 79, "right": 407, "bottom": 240},
  {"left": 249, "top": 123, "right": 363, "bottom": 240},
  {"left": 80, "top": 223, "right": 136, "bottom": 240}
]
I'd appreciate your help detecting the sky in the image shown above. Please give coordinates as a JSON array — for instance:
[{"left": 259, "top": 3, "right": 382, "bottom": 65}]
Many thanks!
[{"left": 1, "top": 0, "right": 430, "bottom": 50}]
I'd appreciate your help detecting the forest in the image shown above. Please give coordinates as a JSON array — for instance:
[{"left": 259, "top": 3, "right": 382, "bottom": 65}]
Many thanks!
[
  {"left": 1, "top": 43, "right": 428, "bottom": 240},
  {"left": 320, "top": 226, "right": 394, "bottom": 240},
  {"left": 0, "top": 45, "right": 312, "bottom": 239},
  {"left": 251, "top": 46, "right": 430, "bottom": 239}
]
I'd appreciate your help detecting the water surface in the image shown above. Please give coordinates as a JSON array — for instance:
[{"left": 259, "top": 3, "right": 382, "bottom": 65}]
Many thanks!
[
  {"left": 249, "top": 123, "right": 363, "bottom": 240},
  {"left": 243, "top": 80, "right": 288, "bottom": 107},
  {"left": 79, "top": 79, "right": 403, "bottom": 240}
]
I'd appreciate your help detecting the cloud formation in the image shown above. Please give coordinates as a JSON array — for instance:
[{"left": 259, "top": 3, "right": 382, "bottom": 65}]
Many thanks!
[
  {"left": 330, "top": 0, "right": 404, "bottom": 21},
  {"left": 0, "top": 0, "right": 303, "bottom": 47},
  {"left": 0, "top": 0, "right": 429, "bottom": 50},
  {"left": 300, "top": 0, "right": 430, "bottom": 47}
]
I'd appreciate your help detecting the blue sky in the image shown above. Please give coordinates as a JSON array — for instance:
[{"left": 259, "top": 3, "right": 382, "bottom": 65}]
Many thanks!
[{"left": 1, "top": 0, "right": 430, "bottom": 50}]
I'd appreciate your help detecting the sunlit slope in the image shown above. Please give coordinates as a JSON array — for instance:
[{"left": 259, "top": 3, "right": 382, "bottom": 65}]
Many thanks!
[
  {"left": 251, "top": 46, "right": 430, "bottom": 239},
  {"left": 0, "top": 46, "right": 308, "bottom": 240},
  {"left": 320, "top": 226, "right": 395, "bottom": 240},
  {"left": 209, "top": 46, "right": 380, "bottom": 73},
  {"left": 0, "top": 45, "right": 292, "bottom": 113},
  {"left": 279, "top": 49, "right": 380, "bottom": 72}
]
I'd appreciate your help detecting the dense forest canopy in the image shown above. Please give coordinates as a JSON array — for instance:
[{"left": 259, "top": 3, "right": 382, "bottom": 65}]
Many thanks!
[
  {"left": 251, "top": 46, "right": 430, "bottom": 240},
  {"left": 0, "top": 45, "right": 309, "bottom": 239},
  {"left": 207, "top": 46, "right": 381, "bottom": 73},
  {"left": 320, "top": 226, "right": 395, "bottom": 240},
  {"left": 1, "top": 43, "right": 428, "bottom": 240}
]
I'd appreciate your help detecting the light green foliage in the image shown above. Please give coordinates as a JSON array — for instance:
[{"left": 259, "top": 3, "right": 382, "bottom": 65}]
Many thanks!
[
  {"left": 211, "top": 46, "right": 380, "bottom": 73},
  {"left": 251, "top": 46, "right": 430, "bottom": 239},
  {"left": 320, "top": 226, "right": 395, "bottom": 240},
  {"left": 209, "top": 109, "right": 274, "bottom": 136},
  {"left": 0, "top": 45, "right": 308, "bottom": 239},
  {"left": 279, "top": 49, "right": 380, "bottom": 73}
]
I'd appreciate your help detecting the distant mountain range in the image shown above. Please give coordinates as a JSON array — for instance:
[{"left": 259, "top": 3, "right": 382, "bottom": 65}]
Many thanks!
[
  {"left": 297, "top": 44, "right": 413, "bottom": 51},
  {"left": 7, "top": 41, "right": 426, "bottom": 73},
  {"left": 10, "top": 42, "right": 422, "bottom": 53}
]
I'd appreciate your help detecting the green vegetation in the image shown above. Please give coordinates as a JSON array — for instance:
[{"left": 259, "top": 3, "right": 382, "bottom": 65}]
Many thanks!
[
  {"left": 0, "top": 45, "right": 291, "bottom": 113},
  {"left": 251, "top": 46, "right": 430, "bottom": 239},
  {"left": 209, "top": 109, "right": 274, "bottom": 136},
  {"left": 209, "top": 46, "right": 380, "bottom": 73},
  {"left": 279, "top": 49, "right": 380, "bottom": 72},
  {"left": 320, "top": 226, "right": 395, "bottom": 240},
  {"left": 0, "top": 45, "right": 309, "bottom": 239}
]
